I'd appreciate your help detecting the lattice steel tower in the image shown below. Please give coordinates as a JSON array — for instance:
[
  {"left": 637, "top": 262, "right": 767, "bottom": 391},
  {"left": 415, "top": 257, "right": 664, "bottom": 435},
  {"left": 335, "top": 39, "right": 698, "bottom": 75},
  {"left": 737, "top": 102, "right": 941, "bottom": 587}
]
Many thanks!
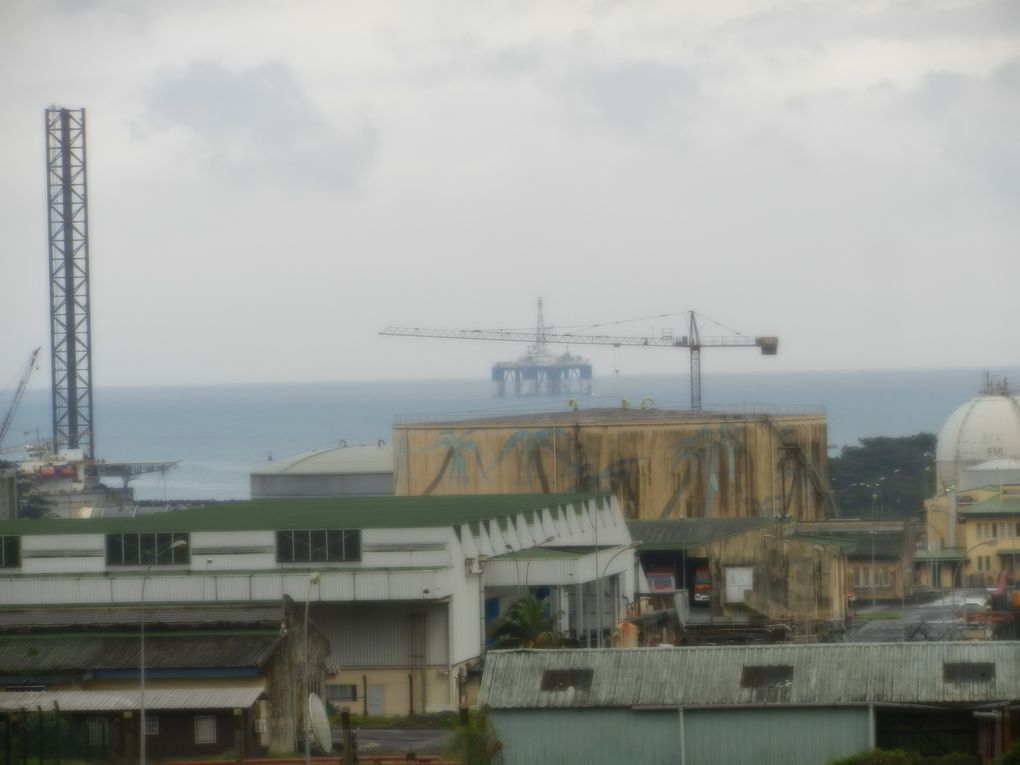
[{"left": 45, "top": 107, "right": 94, "bottom": 458}]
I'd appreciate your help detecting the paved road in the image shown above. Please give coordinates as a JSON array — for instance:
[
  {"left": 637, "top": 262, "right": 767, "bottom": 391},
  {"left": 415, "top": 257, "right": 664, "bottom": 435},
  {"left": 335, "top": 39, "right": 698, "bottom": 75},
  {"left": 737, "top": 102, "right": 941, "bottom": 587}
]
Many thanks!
[
  {"left": 330, "top": 726, "right": 452, "bottom": 757},
  {"left": 847, "top": 589, "right": 989, "bottom": 642}
]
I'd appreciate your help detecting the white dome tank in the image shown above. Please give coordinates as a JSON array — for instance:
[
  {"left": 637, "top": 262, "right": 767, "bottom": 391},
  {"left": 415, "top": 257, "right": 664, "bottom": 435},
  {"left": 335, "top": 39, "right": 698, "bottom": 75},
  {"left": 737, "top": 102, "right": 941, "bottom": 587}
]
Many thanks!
[{"left": 936, "top": 380, "right": 1020, "bottom": 491}]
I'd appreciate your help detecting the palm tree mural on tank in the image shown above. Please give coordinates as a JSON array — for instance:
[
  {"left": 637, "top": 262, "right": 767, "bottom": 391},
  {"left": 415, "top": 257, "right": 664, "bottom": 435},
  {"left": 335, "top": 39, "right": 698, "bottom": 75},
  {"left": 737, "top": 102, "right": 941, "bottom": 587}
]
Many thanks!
[
  {"left": 496, "top": 428, "right": 557, "bottom": 493},
  {"left": 660, "top": 424, "right": 742, "bottom": 519},
  {"left": 421, "top": 430, "right": 487, "bottom": 495}
]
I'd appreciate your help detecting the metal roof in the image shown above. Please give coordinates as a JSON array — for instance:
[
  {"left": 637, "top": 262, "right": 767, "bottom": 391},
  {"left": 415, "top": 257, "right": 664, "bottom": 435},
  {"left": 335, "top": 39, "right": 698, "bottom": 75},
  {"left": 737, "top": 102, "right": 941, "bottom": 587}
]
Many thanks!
[
  {"left": 0, "top": 604, "right": 284, "bottom": 630},
  {"left": 480, "top": 643, "right": 1020, "bottom": 709},
  {"left": 0, "top": 687, "right": 265, "bottom": 712},
  {"left": 0, "top": 633, "right": 281, "bottom": 674},
  {"left": 251, "top": 443, "right": 393, "bottom": 476},
  {"left": 627, "top": 518, "right": 781, "bottom": 551},
  {"left": 401, "top": 408, "right": 825, "bottom": 429},
  {"left": 959, "top": 495, "right": 1020, "bottom": 516},
  {"left": 0, "top": 493, "right": 604, "bottom": 535}
]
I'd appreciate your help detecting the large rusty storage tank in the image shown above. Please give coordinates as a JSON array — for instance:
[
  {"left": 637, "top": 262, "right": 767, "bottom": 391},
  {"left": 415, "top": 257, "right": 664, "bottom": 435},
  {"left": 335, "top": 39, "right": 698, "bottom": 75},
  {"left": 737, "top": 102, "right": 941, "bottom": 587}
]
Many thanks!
[{"left": 394, "top": 407, "right": 831, "bottom": 521}]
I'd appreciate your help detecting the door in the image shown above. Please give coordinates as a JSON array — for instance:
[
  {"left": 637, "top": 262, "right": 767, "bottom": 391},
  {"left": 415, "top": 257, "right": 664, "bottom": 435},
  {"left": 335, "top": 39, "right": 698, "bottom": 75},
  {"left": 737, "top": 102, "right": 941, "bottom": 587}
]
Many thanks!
[
  {"left": 725, "top": 566, "right": 754, "bottom": 604},
  {"left": 367, "top": 684, "right": 386, "bottom": 716}
]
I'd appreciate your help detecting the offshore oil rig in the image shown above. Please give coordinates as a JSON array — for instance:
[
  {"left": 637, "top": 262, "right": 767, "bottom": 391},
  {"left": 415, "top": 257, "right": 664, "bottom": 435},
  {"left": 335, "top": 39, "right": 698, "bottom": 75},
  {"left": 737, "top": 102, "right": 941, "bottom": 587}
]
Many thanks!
[
  {"left": 490, "top": 299, "right": 592, "bottom": 398},
  {"left": 0, "top": 108, "right": 176, "bottom": 518}
]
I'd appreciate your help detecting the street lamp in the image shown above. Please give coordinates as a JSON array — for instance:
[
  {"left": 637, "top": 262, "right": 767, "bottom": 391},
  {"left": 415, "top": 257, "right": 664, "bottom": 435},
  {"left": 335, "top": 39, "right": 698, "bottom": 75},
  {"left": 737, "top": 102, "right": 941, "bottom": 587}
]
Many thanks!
[
  {"left": 596, "top": 541, "right": 642, "bottom": 649},
  {"left": 140, "top": 538, "right": 188, "bottom": 765},
  {"left": 503, "top": 544, "right": 523, "bottom": 598},
  {"left": 523, "top": 536, "right": 557, "bottom": 589},
  {"left": 304, "top": 571, "right": 321, "bottom": 765}
]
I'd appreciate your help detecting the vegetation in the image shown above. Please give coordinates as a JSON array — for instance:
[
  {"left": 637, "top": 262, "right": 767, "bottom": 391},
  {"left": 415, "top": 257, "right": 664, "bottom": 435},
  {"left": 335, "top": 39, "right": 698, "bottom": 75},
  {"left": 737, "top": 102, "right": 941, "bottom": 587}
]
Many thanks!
[
  {"left": 829, "top": 749, "right": 977, "bottom": 765},
  {"left": 445, "top": 709, "right": 503, "bottom": 765},
  {"left": 489, "top": 594, "right": 578, "bottom": 648},
  {"left": 828, "top": 433, "right": 937, "bottom": 519}
]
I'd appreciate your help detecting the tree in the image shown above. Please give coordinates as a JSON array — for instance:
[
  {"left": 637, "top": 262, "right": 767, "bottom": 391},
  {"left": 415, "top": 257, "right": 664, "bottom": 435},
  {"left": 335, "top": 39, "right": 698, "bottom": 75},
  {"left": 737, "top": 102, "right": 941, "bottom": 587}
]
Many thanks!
[
  {"left": 489, "top": 594, "right": 578, "bottom": 649},
  {"left": 828, "top": 433, "right": 937, "bottom": 519}
]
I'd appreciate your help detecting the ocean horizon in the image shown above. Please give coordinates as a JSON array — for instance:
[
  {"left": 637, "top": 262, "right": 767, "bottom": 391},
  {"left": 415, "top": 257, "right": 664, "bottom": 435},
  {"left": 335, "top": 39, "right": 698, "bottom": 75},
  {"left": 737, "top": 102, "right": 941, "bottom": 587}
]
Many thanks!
[{"left": 4, "top": 366, "right": 1017, "bottom": 502}]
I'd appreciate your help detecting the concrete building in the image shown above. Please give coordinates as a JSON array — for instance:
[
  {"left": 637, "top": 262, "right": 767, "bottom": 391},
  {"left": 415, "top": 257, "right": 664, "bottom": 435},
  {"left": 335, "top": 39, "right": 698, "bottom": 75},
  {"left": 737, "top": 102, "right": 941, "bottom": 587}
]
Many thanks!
[
  {"left": 630, "top": 518, "right": 848, "bottom": 633},
  {"left": 394, "top": 406, "right": 832, "bottom": 521},
  {"left": 480, "top": 643, "right": 1020, "bottom": 765},
  {"left": 250, "top": 441, "right": 393, "bottom": 498},
  {"left": 0, "top": 493, "right": 635, "bottom": 740}
]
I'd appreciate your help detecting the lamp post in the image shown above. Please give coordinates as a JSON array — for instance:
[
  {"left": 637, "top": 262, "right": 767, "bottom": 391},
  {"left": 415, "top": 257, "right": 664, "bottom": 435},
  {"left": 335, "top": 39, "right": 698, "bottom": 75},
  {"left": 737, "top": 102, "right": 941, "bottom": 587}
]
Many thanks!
[
  {"left": 504, "top": 545, "right": 522, "bottom": 598},
  {"left": 140, "top": 538, "right": 187, "bottom": 765},
  {"left": 523, "top": 536, "right": 557, "bottom": 589},
  {"left": 868, "top": 531, "right": 878, "bottom": 607},
  {"left": 304, "top": 571, "right": 321, "bottom": 765},
  {"left": 596, "top": 541, "right": 642, "bottom": 649}
]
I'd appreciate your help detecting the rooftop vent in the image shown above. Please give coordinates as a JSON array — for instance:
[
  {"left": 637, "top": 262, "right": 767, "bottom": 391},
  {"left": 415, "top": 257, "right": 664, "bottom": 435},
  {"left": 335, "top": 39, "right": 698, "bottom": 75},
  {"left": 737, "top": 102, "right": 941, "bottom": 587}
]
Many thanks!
[
  {"left": 944, "top": 662, "right": 995, "bottom": 683},
  {"left": 541, "top": 669, "right": 594, "bottom": 693},
  {"left": 741, "top": 665, "right": 794, "bottom": 689}
]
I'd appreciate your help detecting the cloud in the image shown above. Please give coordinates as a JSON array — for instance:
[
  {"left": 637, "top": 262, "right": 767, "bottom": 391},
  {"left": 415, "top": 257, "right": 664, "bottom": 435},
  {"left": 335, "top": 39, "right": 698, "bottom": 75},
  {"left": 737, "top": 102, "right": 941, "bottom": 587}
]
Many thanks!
[
  {"left": 573, "top": 59, "right": 700, "bottom": 132},
  {"left": 146, "top": 60, "right": 377, "bottom": 191}
]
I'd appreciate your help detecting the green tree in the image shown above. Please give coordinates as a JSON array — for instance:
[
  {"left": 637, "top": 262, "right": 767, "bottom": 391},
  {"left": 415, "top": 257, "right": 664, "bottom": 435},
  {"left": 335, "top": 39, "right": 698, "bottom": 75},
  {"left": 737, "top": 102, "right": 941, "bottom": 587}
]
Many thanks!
[
  {"left": 829, "top": 433, "right": 937, "bottom": 519},
  {"left": 489, "top": 594, "right": 578, "bottom": 648}
]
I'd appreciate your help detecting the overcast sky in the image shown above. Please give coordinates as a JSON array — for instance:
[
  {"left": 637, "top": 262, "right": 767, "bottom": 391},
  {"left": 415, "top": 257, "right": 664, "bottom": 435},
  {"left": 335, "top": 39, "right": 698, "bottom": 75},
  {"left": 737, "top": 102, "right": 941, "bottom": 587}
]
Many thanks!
[{"left": 1, "top": 0, "right": 1017, "bottom": 388}]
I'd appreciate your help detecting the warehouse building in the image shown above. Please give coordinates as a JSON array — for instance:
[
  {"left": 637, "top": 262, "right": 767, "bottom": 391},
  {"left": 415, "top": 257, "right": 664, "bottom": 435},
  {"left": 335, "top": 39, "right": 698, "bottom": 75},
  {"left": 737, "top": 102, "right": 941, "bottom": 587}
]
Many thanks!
[
  {"left": 393, "top": 406, "right": 831, "bottom": 521},
  {"left": 480, "top": 643, "right": 1020, "bottom": 765},
  {"left": 0, "top": 493, "right": 636, "bottom": 751}
]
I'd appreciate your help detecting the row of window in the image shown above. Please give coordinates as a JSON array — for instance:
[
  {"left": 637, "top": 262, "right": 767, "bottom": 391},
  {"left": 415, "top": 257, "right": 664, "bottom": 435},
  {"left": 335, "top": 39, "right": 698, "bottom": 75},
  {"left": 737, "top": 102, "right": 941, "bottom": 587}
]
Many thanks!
[
  {"left": 850, "top": 566, "right": 894, "bottom": 588},
  {"left": 539, "top": 662, "right": 999, "bottom": 693},
  {"left": 86, "top": 715, "right": 217, "bottom": 746},
  {"left": 974, "top": 522, "right": 1020, "bottom": 540},
  {"left": 0, "top": 529, "right": 363, "bottom": 569}
]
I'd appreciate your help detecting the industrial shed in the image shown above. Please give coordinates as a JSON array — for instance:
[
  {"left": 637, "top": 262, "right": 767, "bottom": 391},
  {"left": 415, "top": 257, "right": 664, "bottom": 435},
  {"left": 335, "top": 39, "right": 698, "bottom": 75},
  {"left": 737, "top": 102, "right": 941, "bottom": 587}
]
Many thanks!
[
  {"left": 630, "top": 518, "right": 849, "bottom": 627},
  {"left": 479, "top": 643, "right": 1020, "bottom": 765},
  {"left": 250, "top": 442, "right": 393, "bottom": 498},
  {"left": 393, "top": 407, "right": 831, "bottom": 521}
]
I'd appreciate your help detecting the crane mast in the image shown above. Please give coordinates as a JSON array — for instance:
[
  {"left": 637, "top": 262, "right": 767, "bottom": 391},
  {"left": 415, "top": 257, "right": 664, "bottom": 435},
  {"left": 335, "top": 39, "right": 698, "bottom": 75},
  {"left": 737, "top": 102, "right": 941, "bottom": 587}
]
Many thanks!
[{"left": 381, "top": 310, "right": 778, "bottom": 411}]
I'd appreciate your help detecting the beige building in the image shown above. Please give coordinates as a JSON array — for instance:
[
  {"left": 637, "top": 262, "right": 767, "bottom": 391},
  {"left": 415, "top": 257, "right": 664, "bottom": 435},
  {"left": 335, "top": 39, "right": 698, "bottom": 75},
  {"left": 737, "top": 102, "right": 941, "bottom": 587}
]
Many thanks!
[
  {"left": 922, "top": 380, "right": 1020, "bottom": 588},
  {"left": 394, "top": 406, "right": 831, "bottom": 521}
]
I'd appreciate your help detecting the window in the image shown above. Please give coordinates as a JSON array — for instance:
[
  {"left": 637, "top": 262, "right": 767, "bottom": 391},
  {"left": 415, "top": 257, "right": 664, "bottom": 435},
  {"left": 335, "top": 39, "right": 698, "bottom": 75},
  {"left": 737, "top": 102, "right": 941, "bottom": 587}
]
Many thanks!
[
  {"left": 276, "top": 530, "right": 361, "bottom": 563},
  {"left": 145, "top": 716, "right": 159, "bottom": 735},
  {"left": 0, "top": 537, "right": 19, "bottom": 568},
  {"left": 741, "top": 665, "right": 794, "bottom": 688},
  {"left": 194, "top": 715, "right": 217, "bottom": 744},
  {"left": 105, "top": 533, "right": 189, "bottom": 566},
  {"left": 944, "top": 662, "right": 995, "bottom": 683},
  {"left": 540, "top": 669, "right": 594, "bottom": 692},
  {"left": 86, "top": 718, "right": 107, "bottom": 747},
  {"left": 327, "top": 684, "right": 358, "bottom": 702}
]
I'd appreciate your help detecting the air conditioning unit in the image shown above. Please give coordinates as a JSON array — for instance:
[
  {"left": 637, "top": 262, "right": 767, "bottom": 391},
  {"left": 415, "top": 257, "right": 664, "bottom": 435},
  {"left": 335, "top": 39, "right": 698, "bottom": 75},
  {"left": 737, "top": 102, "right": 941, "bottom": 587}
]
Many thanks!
[
  {"left": 467, "top": 558, "right": 483, "bottom": 575},
  {"left": 254, "top": 719, "right": 268, "bottom": 734}
]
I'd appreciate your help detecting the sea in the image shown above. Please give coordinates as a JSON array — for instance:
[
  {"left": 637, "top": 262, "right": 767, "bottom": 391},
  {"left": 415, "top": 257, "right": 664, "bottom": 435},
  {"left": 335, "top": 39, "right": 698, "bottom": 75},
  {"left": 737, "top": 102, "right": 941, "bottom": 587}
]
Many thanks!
[{"left": 4, "top": 367, "right": 1017, "bottom": 502}]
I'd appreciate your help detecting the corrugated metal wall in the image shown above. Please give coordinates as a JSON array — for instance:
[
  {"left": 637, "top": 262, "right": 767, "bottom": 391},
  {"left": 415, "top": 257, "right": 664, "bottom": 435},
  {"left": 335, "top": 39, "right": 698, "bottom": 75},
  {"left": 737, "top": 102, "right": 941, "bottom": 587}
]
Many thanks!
[
  {"left": 684, "top": 707, "right": 870, "bottom": 765},
  {"left": 490, "top": 707, "right": 870, "bottom": 765},
  {"left": 491, "top": 709, "right": 679, "bottom": 765},
  {"left": 312, "top": 601, "right": 448, "bottom": 667}
]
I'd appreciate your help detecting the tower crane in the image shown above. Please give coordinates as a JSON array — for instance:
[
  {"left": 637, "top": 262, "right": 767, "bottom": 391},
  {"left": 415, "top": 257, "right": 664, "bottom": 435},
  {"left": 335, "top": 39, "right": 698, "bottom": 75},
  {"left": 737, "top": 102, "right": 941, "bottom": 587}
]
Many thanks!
[
  {"left": 381, "top": 312, "right": 777, "bottom": 411},
  {"left": 0, "top": 348, "right": 41, "bottom": 451}
]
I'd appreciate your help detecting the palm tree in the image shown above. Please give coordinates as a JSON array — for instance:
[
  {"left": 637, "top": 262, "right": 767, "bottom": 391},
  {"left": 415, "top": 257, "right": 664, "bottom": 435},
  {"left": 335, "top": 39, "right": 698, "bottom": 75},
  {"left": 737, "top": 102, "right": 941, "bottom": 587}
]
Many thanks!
[
  {"left": 489, "top": 594, "right": 578, "bottom": 648},
  {"left": 422, "top": 430, "right": 487, "bottom": 495},
  {"left": 496, "top": 428, "right": 557, "bottom": 493}
]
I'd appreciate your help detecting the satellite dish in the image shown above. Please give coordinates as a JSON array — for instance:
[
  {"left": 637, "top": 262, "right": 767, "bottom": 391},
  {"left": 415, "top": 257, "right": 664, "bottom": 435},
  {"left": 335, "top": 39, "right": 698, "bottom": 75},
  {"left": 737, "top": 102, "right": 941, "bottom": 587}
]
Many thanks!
[{"left": 307, "top": 693, "right": 333, "bottom": 754}]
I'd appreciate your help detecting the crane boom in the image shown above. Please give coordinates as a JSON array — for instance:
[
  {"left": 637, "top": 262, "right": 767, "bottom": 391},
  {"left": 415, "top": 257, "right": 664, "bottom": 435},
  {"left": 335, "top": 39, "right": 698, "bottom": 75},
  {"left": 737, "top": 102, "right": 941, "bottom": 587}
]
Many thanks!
[
  {"left": 381, "top": 311, "right": 778, "bottom": 411},
  {"left": 0, "top": 347, "right": 41, "bottom": 449}
]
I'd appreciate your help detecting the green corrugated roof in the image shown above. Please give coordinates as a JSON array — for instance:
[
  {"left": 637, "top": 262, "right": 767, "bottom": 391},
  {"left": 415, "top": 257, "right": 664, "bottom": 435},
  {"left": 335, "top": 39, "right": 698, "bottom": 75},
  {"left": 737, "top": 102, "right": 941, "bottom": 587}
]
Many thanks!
[
  {"left": 959, "top": 496, "right": 1020, "bottom": 517},
  {"left": 0, "top": 493, "right": 604, "bottom": 535},
  {"left": 915, "top": 549, "right": 966, "bottom": 561},
  {"left": 627, "top": 517, "right": 782, "bottom": 551},
  {"left": 491, "top": 547, "right": 586, "bottom": 560},
  {"left": 789, "top": 533, "right": 858, "bottom": 550}
]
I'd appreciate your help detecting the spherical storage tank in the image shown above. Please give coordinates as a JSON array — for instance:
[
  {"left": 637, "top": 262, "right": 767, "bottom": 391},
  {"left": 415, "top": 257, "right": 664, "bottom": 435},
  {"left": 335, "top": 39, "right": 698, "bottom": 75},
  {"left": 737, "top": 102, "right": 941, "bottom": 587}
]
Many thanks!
[
  {"left": 936, "top": 388, "right": 1020, "bottom": 491},
  {"left": 250, "top": 441, "right": 393, "bottom": 498}
]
